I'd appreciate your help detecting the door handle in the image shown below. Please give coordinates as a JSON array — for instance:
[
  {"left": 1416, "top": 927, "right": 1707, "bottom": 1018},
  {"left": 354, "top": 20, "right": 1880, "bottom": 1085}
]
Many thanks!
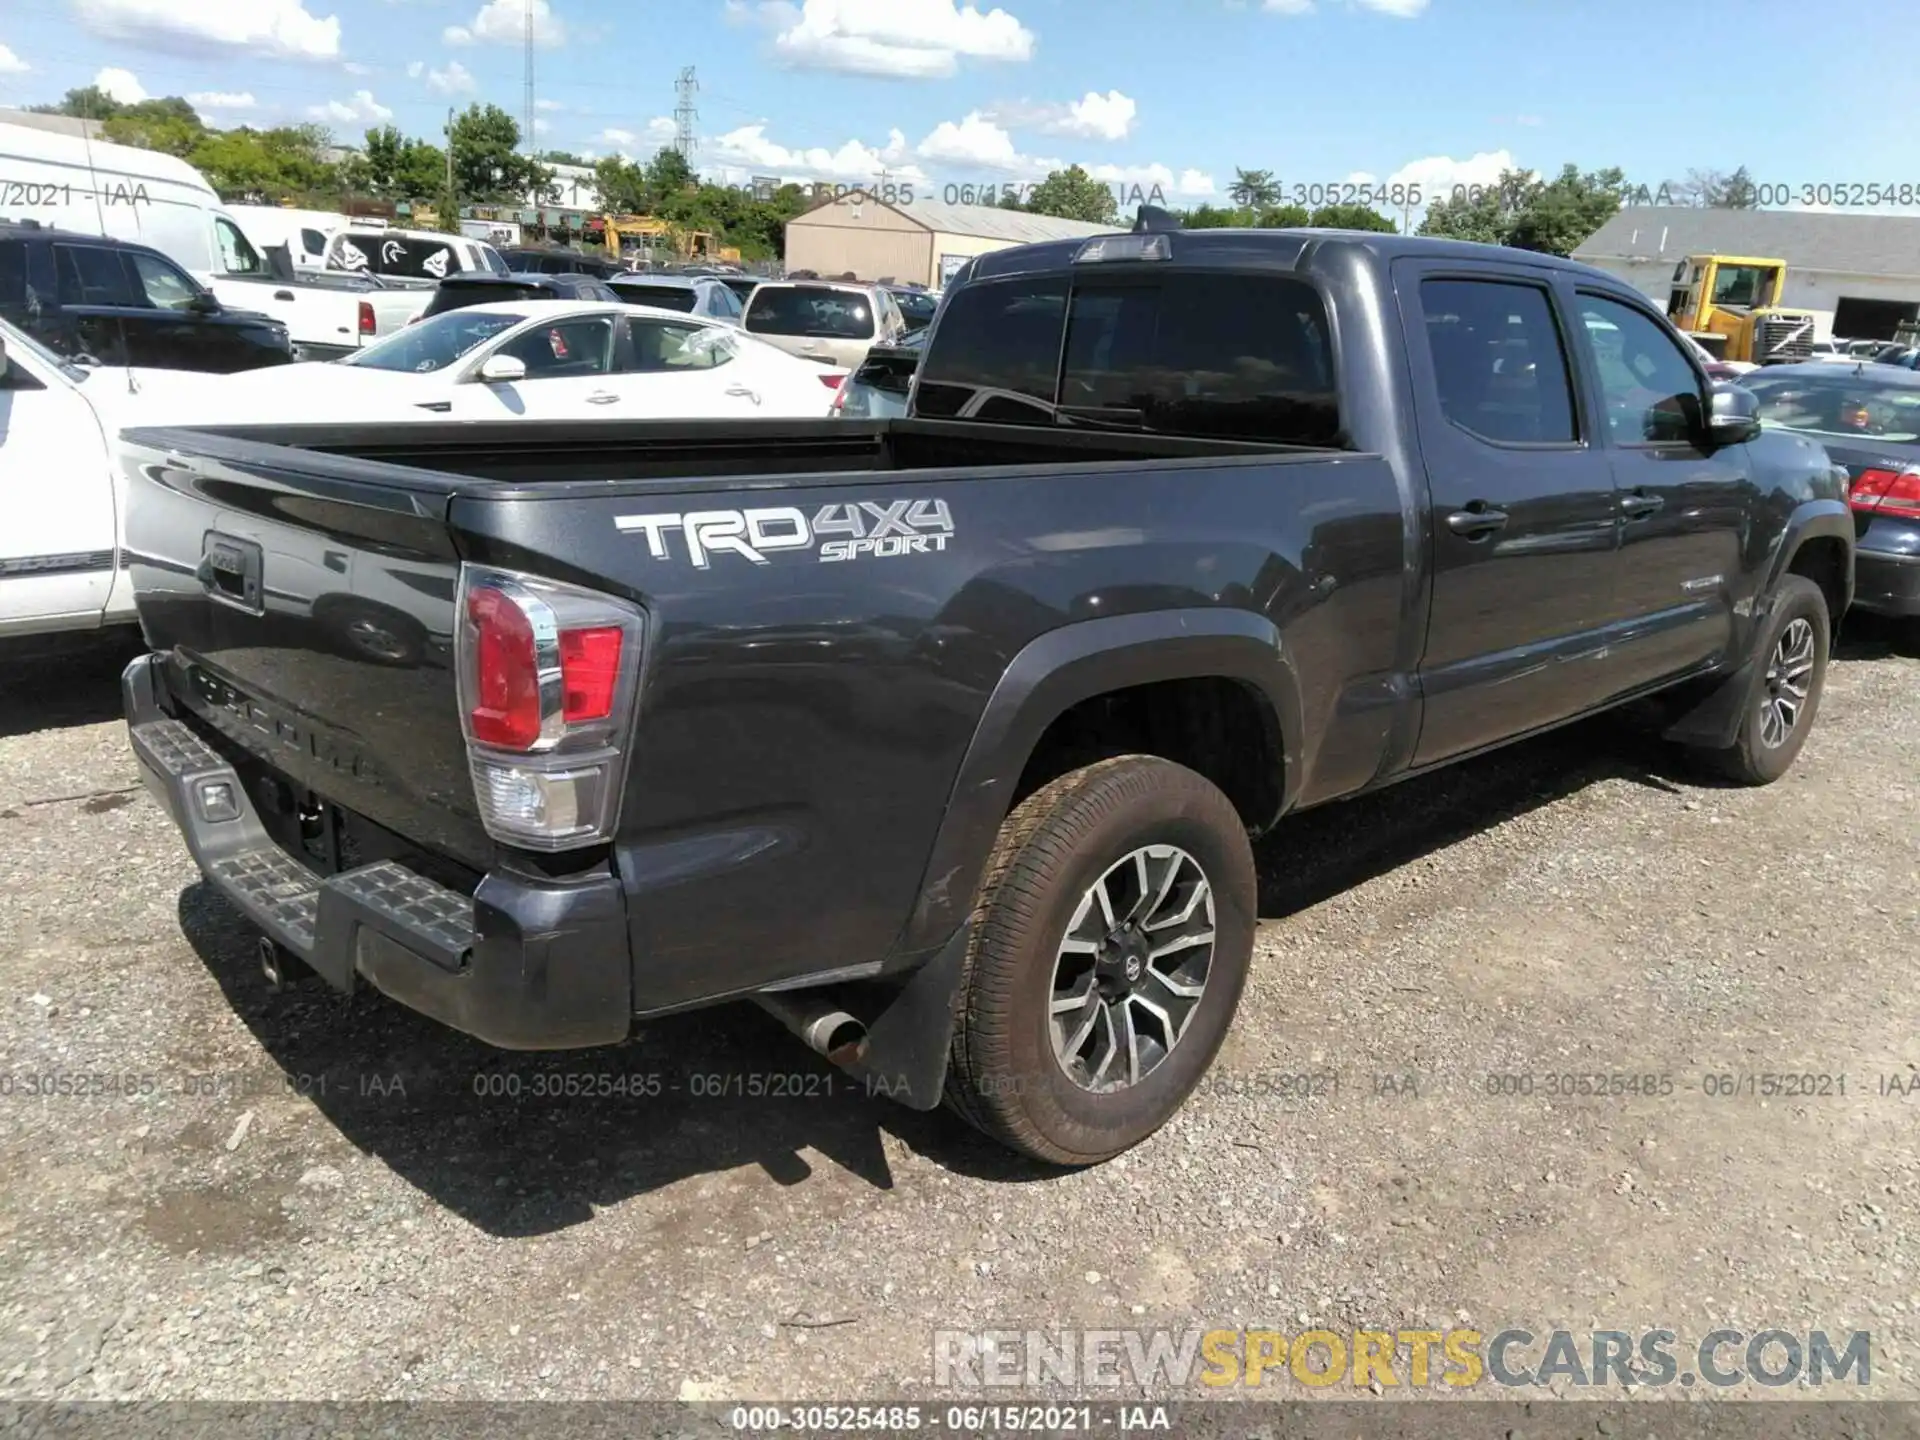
[
  {"left": 1445, "top": 504, "right": 1509, "bottom": 538},
  {"left": 584, "top": 391, "right": 621, "bottom": 405},
  {"left": 725, "top": 384, "right": 762, "bottom": 405},
  {"left": 1620, "top": 491, "right": 1664, "bottom": 518},
  {"left": 274, "top": 290, "right": 296, "bottom": 301}
]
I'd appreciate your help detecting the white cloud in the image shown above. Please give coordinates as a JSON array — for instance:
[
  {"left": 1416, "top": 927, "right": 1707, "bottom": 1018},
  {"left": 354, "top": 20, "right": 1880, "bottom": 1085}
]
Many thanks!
[
  {"left": 986, "top": 89, "right": 1136, "bottom": 142},
  {"left": 765, "top": 0, "right": 1034, "bottom": 79},
  {"left": 597, "top": 117, "right": 676, "bottom": 153},
  {"left": 342, "top": 60, "right": 372, "bottom": 74},
  {"left": 187, "top": 90, "right": 258, "bottom": 111},
  {"left": 445, "top": 0, "right": 564, "bottom": 47},
  {"left": 0, "top": 44, "right": 29, "bottom": 74},
  {"left": 406, "top": 59, "right": 424, "bottom": 77},
  {"left": 72, "top": 0, "right": 342, "bottom": 60},
  {"left": 425, "top": 59, "right": 475, "bottom": 93},
  {"left": 1262, "top": 0, "right": 1313, "bottom": 11},
  {"left": 1263, "top": 0, "right": 1428, "bottom": 13},
  {"left": 709, "top": 120, "right": 928, "bottom": 185},
  {"left": 535, "top": 97, "right": 563, "bottom": 111},
  {"left": 916, "top": 112, "right": 1039, "bottom": 171},
  {"left": 533, "top": 117, "right": 550, "bottom": 134},
  {"left": 1085, "top": 161, "right": 1216, "bottom": 199},
  {"left": 94, "top": 67, "right": 148, "bottom": 104},
  {"left": 308, "top": 89, "right": 393, "bottom": 123},
  {"left": 1382, "top": 148, "right": 1515, "bottom": 203}
]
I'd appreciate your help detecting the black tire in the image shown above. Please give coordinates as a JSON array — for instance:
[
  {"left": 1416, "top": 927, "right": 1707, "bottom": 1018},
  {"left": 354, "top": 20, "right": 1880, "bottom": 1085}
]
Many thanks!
[
  {"left": 1708, "top": 575, "right": 1830, "bottom": 785},
  {"left": 943, "top": 755, "right": 1257, "bottom": 1165}
]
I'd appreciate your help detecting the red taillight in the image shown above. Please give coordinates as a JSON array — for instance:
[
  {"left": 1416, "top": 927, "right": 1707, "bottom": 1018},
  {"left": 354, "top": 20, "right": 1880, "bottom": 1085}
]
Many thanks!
[
  {"left": 559, "top": 625, "right": 623, "bottom": 722},
  {"left": 466, "top": 585, "right": 542, "bottom": 749},
  {"left": 456, "top": 566, "right": 646, "bottom": 851},
  {"left": 1850, "top": 467, "right": 1920, "bottom": 516},
  {"left": 358, "top": 300, "right": 376, "bottom": 335},
  {"left": 820, "top": 371, "right": 846, "bottom": 389}
]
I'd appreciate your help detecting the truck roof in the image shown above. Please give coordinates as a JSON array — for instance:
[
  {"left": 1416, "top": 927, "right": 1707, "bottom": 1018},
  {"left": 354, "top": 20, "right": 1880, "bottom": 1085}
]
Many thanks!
[{"left": 963, "top": 226, "right": 1636, "bottom": 287}]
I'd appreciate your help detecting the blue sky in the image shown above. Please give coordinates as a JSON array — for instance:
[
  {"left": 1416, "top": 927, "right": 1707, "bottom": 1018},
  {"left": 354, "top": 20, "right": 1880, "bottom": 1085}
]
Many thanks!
[{"left": 3, "top": 0, "right": 1915, "bottom": 215}]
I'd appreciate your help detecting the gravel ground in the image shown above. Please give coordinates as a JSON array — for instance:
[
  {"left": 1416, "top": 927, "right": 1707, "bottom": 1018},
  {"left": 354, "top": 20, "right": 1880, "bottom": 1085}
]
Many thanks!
[{"left": 1, "top": 623, "right": 1917, "bottom": 1409}]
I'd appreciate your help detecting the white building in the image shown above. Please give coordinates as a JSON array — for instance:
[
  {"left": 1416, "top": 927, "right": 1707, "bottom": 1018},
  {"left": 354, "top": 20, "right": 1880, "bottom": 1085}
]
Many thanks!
[
  {"left": 538, "top": 162, "right": 600, "bottom": 214},
  {"left": 1573, "top": 206, "right": 1920, "bottom": 341}
]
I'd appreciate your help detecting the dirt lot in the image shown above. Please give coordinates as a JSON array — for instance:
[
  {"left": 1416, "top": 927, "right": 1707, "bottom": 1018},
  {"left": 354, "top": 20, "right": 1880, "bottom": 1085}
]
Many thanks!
[{"left": 1, "top": 625, "right": 1917, "bottom": 1407}]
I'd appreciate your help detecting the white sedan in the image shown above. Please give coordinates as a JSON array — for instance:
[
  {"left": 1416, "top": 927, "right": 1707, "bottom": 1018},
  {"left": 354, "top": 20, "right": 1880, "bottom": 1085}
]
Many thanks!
[{"left": 172, "top": 301, "right": 849, "bottom": 423}]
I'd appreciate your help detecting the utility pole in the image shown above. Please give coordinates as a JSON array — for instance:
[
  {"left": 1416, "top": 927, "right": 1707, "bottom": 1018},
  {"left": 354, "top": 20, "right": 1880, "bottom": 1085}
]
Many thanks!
[
  {"left": 674, "top": 67, "right": 699, "bottom": 166},
  {"left": 523, "top": 0, "right": 536, "bottom": 157}
]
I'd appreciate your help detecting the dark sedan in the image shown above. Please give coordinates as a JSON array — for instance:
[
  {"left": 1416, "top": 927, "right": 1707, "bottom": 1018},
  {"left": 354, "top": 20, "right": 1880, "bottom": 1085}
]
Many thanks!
[
  {"left": 1741, "top": 363, "right": 1920, "bottom": 629},
  {"left": 418, "top": 271, "right": 620, "bottom": 320}
]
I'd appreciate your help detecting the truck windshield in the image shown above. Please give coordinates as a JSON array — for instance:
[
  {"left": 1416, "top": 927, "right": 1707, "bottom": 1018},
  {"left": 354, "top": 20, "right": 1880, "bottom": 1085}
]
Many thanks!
[
  {"left": 1709, "top": 265, "right": 1772, "bottom": 308},
  {"left": 343, "top": 310, "right": 528, "bottom": 372}
]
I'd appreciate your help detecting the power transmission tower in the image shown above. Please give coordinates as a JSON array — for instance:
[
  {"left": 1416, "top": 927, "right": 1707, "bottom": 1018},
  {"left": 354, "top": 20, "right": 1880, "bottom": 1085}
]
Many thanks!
[
  {"left": 523, "top": 0, "right": 536, "bottom": 157},
  {"left": 674, "top": 67, "right": 699, "bottom": 165}
]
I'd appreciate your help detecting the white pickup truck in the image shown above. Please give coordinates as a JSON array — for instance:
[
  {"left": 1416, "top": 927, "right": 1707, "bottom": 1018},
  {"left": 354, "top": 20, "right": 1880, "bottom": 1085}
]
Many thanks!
[{"left": 0, "top": 318, "right": 223, "bottom": 639}]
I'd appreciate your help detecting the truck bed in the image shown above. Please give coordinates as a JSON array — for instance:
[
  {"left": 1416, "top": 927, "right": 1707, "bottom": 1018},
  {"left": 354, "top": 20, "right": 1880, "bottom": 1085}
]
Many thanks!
[{"left": 122, "top": 415, "right": 1334, "bottom": 492}]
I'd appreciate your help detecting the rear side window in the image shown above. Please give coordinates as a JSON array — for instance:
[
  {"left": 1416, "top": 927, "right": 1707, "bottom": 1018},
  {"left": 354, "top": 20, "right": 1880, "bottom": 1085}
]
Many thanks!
[
  {"left": 54, "top": 244, "right": 137, "bottom": 307},
  {"left": 300, "top": 228, "right": 328, "bottom": 257},
  {"left": 918, "top": 272, "right": 1340, "bottom": 444},
  {"left": 0, "top": 240, "right": 26, "bottom": 305},
  {"left": 913, "top": 277, "right": 1068, "bottom": 421},
  {"left": 745, "top": 286, "right": 876, "bottom": 339},
  {"left": 1420, "top": 278, "right": 1577, "bottom": 444}
]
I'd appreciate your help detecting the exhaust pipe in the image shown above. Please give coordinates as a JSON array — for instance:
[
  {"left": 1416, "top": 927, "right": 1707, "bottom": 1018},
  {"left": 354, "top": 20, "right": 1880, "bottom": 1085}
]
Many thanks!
[{"left": 752, "top": 992, "right": 869, "bottom": 1067}]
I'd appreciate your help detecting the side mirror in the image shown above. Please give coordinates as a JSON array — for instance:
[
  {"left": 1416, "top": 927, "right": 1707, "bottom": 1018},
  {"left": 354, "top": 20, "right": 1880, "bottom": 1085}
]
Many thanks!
[
  {"left": 187, "top": 291, "right": 221, "bottom": 316},
  {"left": 476, "top": 353, "right": 527, "bottom": 383},
  {"left": 1704, "top": 381, "right": 1762, "bottom": 445}
]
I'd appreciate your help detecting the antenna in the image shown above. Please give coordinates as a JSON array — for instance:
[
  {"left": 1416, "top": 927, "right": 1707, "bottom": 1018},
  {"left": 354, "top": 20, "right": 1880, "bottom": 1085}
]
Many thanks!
[
  {"left": 674, "top": 67, "right": 699, "bottom": 165},
  {"left": 523, "top": 0, "right": 536, "bottom": 158}
]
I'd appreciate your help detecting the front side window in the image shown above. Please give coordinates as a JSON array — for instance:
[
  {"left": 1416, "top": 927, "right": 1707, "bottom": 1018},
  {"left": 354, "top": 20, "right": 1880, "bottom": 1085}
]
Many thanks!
[
  {"left": 54, "top": 245, "right": 137, "bottom": 307},
  {"left": 1574, "top": 293, "right": 1703, "bottom": 444},
  {"left": 343, "top": 309, "right": 527, "bottom": 372},
  {"left": 0, "top": 240, "right": 27, "bottom": 305},
  {"left": 494, "top": 316, "right": 615, "bottom": 377},
  {"left": 625, "top": 318, "right": 736, "bottom": 372},
  {"left": 214, "top": 218, "right": 264, "bottom": 276},
  {"left": 129, "top": 252, "right": 202, "bottom": 311},
  {"left": 1420, "top": 278, "right": 1577, "bottom": 445}
]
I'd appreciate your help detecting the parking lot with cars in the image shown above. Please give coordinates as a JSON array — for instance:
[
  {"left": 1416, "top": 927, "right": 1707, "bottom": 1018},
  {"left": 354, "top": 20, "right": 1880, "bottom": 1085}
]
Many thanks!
[{"left": 2, "top": 621, "right": 1916, "bottom": 1400}]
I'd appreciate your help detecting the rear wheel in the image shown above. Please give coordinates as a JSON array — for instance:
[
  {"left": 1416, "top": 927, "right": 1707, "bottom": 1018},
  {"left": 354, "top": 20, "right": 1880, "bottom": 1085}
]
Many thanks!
[
  {"left": 1706, "top": 575, "right": 1829, "bottom": 785},
  {"left": 943, "top": 756, "right": 1257, "bottom": 1165}
]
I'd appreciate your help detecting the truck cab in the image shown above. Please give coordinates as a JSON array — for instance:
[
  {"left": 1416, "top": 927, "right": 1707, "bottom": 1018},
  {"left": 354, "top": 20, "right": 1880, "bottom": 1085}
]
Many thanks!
[{"left": 1666, "top": 253, "right": 1818, "bottom": 365}]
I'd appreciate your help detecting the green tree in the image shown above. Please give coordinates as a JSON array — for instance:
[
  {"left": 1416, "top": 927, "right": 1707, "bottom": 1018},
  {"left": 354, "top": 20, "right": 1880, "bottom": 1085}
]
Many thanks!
[
  {"left": 997, "top": 189, "right": 1028, "bottom": 212},
  {"left": 448, "top": 103, "right": 548, "bottom": 202},
  {"left": 645, "top": 147, "right": 695, "bottom": 198},
  {"left": 1416, "top": 167, "right": 1540, "bottom": 246},
  {"left": 33, "top": 85, "right": 125, "bottom": 119},
  {"left": 101, "top": 98, "right": 206, "bottom": 158},
  {"left": 538, "top": 149, "right": 588, "bottom": 167},
  {"left": 1504, "top": 164, "right": 1627, "bottom": 255},
  {"left": 1228, "top": 167, "right": 1279, "bottom": 209},
  {"left": 1259, "top": 203, "right": 1312, "bottom": 227},
  {"left": 361, "top": 125, "right": 445, "bottom": 201},
  {"left": 1307, "top": 202, "right": 1397, "bottom": 232},
  {"left": 1025, "top": 165, "right": 1118, "bottom": 225},
  {"left": 592, "top": 154, "right": 650, "bottom": 213}
]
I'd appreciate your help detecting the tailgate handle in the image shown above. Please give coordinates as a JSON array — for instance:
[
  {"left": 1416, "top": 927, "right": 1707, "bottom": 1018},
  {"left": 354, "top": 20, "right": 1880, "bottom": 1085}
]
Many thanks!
[{"left": 198, "top": 534, "right": 265, "bottom": 614}]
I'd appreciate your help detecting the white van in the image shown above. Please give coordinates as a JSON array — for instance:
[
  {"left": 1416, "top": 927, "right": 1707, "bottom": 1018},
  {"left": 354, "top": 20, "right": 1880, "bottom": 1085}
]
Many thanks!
[
  {"left": 0, "top": 122, "right": 385, "bottom": 358},
  {"left": 226, "top": 204, "right": 351, "bottom": 270}
]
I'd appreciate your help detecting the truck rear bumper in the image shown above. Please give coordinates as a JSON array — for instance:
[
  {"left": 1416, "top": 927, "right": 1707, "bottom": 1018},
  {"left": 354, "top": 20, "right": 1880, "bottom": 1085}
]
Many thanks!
[{"left": 124, "top": 653, "right": 631, "bottom": 1050}]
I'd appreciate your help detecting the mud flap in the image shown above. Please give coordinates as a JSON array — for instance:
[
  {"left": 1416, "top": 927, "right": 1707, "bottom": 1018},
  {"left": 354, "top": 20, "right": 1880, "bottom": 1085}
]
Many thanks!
[{"left": 841, "top": 923, "right": 971, "bottom": 1111}]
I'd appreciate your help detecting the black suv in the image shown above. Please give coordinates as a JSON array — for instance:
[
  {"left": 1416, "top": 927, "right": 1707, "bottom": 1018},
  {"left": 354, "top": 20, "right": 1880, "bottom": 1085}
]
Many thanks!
[
  {"left": 418, "top": 271, "right": 621, "bottom": 319},
  {"left": 0, "top": 220, "right": 293, "bottom": 373},
  {"left": 500, "top": 246, "right": 625, "bottom": 279}
]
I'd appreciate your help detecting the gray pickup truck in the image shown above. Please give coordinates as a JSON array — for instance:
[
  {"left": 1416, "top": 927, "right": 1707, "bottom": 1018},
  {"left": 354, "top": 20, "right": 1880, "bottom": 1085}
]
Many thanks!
[{"left": 117, "top": 217, "right": 1853, "bottom": 1166}]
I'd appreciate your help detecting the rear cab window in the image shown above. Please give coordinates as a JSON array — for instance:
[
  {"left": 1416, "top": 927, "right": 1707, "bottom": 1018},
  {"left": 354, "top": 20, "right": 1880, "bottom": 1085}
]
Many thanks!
[{"left": 916, "top": 270, "right": 1341, "bottom": 444}]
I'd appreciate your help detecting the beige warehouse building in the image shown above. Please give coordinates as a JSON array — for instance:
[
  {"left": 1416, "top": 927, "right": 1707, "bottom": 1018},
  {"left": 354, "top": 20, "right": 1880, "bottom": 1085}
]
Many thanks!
[{"left": 783, "top": 192, "right": 1118, "bottom": 289}]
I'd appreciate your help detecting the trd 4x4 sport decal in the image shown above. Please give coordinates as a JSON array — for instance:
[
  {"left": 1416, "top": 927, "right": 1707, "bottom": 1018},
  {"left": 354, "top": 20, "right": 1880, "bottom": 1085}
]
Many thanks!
[{"left": 615, "top": 500, "right": 954, "bottom": 569}]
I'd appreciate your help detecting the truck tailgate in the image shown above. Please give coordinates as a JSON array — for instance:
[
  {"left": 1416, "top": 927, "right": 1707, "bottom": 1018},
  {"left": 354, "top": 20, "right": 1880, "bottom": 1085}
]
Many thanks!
[{"left": 120, "top": 428, "right": 490, "bottom": 871}]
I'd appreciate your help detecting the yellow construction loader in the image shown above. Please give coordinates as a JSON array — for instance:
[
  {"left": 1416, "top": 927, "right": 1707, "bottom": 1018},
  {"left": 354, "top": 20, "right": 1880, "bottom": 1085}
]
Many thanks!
[{"left": 1664, "top": 255, "right": 1818, "bottom": 365}]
